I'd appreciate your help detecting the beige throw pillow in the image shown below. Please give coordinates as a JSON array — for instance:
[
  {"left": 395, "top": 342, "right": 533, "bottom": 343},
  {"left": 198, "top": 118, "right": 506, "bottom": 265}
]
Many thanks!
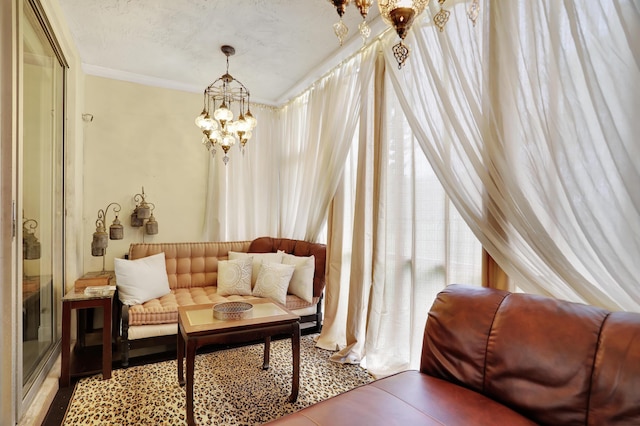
[
  {"left": 228, "top": 251, "right": 284, "bottom": 287},
  {"left": 217, "top": 256, "right": 253, "bottom": 296},
  {"left": 281, "top": 253, "right": 315, "bottom": 303},
  {"left": 252, "top": 262, "right": 295, "bottom": 305}
]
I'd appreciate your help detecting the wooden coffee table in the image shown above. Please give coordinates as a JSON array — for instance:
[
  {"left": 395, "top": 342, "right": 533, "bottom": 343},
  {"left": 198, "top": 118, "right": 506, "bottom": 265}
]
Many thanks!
[{"left": 177, "top": 298, "right": 300, "bottom": 426}]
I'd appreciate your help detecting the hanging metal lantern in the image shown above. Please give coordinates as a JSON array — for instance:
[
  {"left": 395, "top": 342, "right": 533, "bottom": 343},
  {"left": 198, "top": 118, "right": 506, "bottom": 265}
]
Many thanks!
[
  {"left": 136, "top": 200, "right": 151, "bottom": 219},
  {"left": 133, "top": 187, "right": 151, "bottom": 219},
  {"left": 23, "top": 220, "right": 41, "bottom": 260},
  {"left": 92, "top": 223, "right": 108, "bottom": 249},
  {"left": 131, "top": 207, "right": 144, "bottom": 227},
  {"left": 91, "top": 245, "right": 106, "bottom": 257},
  {"left": 145, "top": 213, "right": 158, "bottom": 235},
  {"left": 109, "top": 215, "right": 124, "bottom": 240}
]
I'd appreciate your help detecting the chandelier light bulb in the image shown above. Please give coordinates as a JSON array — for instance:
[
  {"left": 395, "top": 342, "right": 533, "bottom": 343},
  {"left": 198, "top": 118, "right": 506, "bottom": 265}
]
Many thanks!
[
  {"left": 214, "top": 103, "right": 233, "bottom": 123},
  {"left": 222, "top": 134, "right": 235, "bottom": 147},
  {"left": 203, "top": 116, "right": 217, "bottom": 131},
  {"left": 211, "top": 128, "right": 222, "bottom": 142},
  {"left": 195, "top": 111, "right": 207, "bottom": 128},
  {"left": 245, "top": 110, "right": 257, "bottom": 129},
  {"left": 236, "top": 115, "right": 250, "bottom": 133}
]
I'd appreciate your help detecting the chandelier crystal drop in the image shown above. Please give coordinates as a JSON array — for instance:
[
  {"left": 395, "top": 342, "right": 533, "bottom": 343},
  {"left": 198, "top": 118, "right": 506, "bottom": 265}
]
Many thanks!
[
  {"left": 329, "top": 0, "right": 374, "bottom": 45},
  {"left": 195, "top": 45, "right": 257, "bottom": 165},
  {"left": 355, "top": 0, "right": 373, "bottom": 41},
  {"left": 467, "top": 0, "right": 480, "bottom": 26},
  {"left": 433, "top": 0, "right": 451, "bottom": 32}
]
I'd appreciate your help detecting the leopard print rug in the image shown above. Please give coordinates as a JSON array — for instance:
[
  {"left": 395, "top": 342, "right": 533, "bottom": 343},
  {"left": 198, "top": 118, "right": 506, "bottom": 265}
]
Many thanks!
[{"left": 63, "top": 335, "right": 373, "bottom": 425}]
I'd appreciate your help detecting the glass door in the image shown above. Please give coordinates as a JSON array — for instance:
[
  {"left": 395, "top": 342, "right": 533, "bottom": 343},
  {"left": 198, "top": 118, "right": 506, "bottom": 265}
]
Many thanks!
[{"left": 21, "top": 0, "right": 65, "bottom": 395}]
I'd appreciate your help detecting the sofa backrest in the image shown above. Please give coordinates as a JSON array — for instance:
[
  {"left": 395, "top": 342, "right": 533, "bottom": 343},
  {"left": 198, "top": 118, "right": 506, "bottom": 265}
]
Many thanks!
[
  {"left": 129, "top": 241, "right": 251, "bottom": 289},
  {"left": 422, "top": 284, "right": 640, "bottom": 426},
  {"left": 128, "top": 237, "right": 327, "bottom": 297},
  {"left": 248, "top": 236, "right": 327, "bottom": 298}
]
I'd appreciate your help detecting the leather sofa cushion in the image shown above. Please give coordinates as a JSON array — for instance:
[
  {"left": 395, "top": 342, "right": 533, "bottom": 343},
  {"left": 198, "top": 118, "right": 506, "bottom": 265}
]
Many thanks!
[{"left": 266, "top": 371, "right": 535, "bottom": 425}]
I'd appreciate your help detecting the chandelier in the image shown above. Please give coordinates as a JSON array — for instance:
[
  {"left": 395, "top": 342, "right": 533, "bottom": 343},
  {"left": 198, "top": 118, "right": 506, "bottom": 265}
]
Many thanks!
[
  {"left": 195, "top": 45, "right": 257, "bottom": 165},
  {"left": 328, "top": 0, "right": 480, "bottom": 68}
]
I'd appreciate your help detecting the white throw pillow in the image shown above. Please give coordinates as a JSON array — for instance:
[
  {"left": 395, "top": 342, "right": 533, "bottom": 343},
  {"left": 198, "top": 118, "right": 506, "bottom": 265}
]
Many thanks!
[
  {"left": 217, "top": 256, "right": 253, "bottom": 296},
  {"left": 281, "top": 253, "right": 315, "bottom": 303},
  {"left": 228, "top": 251, "right": 284, "bottom": 287},
  {"left": 252, "top": 262, "right": 295, "bottom": 305},
  {"left": 114, "top": 252, "right": 171, "bottom": 305}
]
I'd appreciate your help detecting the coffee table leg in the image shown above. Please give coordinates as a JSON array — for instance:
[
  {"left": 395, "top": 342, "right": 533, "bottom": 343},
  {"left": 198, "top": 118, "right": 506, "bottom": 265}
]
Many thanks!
[
  {"left": 262, "top": 336, "right": 271, "bottom": 370},
  {"left": 177, "top": 323, "right": 185, "bottom": 386},
  {"left": 288, "top": 321, "right": 300, "bottom": 402},
  {"left": 186, "top": 339, "right": 196, "bottom": 426}
]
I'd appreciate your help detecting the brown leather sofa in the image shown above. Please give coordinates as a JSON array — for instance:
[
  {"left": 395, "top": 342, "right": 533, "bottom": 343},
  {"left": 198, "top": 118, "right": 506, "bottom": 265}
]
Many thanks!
[
  {"left": 267, "top": 284, "right": 640, "bottom": 425},
  {"left": 118, "top": 237, "right": 326, "bottom": 366}
]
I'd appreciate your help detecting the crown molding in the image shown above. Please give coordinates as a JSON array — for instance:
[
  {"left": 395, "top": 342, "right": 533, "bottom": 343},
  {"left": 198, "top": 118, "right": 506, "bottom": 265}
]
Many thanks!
[{"left": 81, "top": 63, "right": 274, "bottom": 106}]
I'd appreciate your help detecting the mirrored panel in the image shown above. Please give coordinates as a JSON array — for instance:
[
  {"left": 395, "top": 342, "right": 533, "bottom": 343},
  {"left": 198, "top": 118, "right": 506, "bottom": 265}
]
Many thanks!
[{"left": 21, "top": 0, "right": 64, "bottom": 392}]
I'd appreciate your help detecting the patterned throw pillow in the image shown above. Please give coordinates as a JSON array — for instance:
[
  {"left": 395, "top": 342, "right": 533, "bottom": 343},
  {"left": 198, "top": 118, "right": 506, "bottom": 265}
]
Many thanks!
[
  {"left": 217, "top": 256, "right": 253, "bottom": 296},
  {"left": 252, "top": 262, "right": 295, "bottom": 305},
  {"left": 228, "top": 251, "right": 284, "bottom": 288}
]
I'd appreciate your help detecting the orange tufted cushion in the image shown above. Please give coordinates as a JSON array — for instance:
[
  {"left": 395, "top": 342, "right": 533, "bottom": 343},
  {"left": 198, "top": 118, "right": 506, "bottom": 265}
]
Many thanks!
[{"left": 128, "top": 241, "right": 252, "bottom": 290}]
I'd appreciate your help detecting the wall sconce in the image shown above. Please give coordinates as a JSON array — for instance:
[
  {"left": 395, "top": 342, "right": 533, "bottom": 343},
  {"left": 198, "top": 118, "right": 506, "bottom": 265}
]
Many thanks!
[
  {"left": 131, "top": 187, "right": 159, "bottom": 236},
  {"left": 91, "top": 202, "right": 123, "bottom": 272},
  {"left": 23, "top": 218, "right": 41, "bottom": 260}
]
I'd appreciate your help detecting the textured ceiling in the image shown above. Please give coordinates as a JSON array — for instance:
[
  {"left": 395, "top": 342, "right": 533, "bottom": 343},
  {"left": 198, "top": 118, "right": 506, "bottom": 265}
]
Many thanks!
[{"left": 58, "top": 0, "right": 384, "bottom": 105}]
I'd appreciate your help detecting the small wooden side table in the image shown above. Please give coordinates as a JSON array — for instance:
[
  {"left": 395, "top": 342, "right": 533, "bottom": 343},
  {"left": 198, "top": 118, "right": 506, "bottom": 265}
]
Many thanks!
[
  {"left": 74, "top": 271, "right": 116, "bottom": 346},
  {"left": 60, "top": 288, "right": 115, "bottom": 387}
]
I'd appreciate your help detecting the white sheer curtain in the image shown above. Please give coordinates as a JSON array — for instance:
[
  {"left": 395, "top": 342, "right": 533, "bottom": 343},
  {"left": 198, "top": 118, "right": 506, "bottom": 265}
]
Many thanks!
[
  {"left": 278, "top": 47, "right": 377, "bottom": 241},
  {"left": 203, "top": 105, "right": 281, "bottom": 241},
  {"left": 322, "top": 49, "right": 483, "bottom": 377},
  {"left": 385, "top": 0, "right": 640, "bottom": 310}
]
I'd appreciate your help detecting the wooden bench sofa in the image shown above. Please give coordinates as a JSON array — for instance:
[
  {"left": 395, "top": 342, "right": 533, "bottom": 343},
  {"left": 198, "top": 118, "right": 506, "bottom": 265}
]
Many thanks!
[{"left": 116, "top": 237, "right": 326, "bottom": 366}]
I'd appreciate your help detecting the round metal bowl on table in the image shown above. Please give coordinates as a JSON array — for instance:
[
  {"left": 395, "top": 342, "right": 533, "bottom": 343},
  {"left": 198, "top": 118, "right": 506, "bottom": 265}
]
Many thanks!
[{"left": 212, "top": 301, "right": 253, "bottom": 320}]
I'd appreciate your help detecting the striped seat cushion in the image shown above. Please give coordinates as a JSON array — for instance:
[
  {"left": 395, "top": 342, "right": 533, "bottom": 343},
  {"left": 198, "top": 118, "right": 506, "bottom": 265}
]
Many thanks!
[{"left": 127, "top": 286, "right": 317, "bottom": 326}]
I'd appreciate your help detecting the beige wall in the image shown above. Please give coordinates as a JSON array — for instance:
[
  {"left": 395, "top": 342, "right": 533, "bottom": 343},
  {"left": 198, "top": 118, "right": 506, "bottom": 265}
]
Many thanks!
[{"left": 82, "top": 76, "right": 210, "bottom": 273}]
